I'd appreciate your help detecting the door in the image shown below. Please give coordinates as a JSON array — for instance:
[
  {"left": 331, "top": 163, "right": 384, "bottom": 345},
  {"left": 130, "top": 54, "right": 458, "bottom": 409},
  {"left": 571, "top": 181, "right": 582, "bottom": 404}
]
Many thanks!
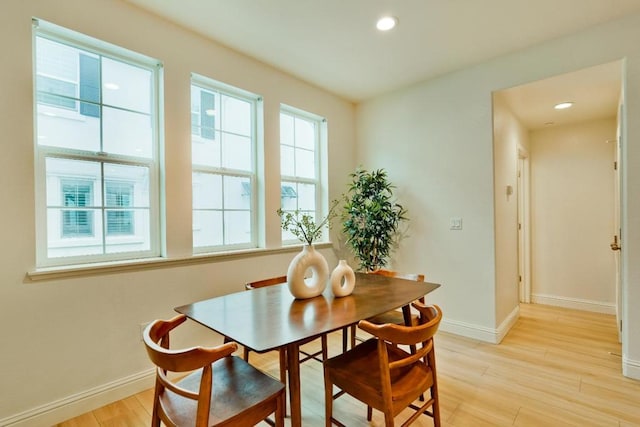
[
  {"left": 517, "top": 150, "right": 531, "bottom": 303},
  {"left": 613, "top": 103, "right": 623, "bottom": 341}
]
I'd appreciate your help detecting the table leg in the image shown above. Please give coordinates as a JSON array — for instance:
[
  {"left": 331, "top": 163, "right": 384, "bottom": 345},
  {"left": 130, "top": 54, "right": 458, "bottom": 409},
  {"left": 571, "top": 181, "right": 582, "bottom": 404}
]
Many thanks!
[{"left": 286, "top": 341, "right": 302, "bottom": 427}]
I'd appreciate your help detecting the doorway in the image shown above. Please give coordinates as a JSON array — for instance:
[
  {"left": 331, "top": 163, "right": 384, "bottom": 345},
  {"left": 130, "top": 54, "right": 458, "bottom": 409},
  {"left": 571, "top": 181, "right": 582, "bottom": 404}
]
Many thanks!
[{"left": 493, "top": 59, "right": 623, "bottom": 319}]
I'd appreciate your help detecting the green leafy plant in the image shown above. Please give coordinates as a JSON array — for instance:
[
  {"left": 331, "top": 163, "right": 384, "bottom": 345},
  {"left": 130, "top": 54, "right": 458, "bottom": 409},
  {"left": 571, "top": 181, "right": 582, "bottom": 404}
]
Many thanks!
[
  {"left": 342, "top": 167, "right": 407, "bottom": 271},
  {"left": 278, "top": 199, "right": 339, "bottom": 245}
]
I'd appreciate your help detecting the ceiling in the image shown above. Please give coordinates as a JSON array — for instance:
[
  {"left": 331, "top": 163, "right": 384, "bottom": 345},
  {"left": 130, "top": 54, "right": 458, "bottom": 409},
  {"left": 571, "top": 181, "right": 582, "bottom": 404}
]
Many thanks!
[
  {"left": 498, "top": 60, "right": 622, "bottom": 131},
  {"left": 125, "top": 0, "right": 636, "bottom": 127}
]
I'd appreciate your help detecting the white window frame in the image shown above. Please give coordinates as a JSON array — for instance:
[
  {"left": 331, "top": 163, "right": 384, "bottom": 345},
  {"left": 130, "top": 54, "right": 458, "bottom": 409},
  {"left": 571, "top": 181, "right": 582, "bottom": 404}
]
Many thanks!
[
  {"left": 191, "top": 73, "right": 260, "bottom": 253},
  {"left": 33, "top": 19, "right": 163, "bottom": 268},
  {"left": 280, "top": 105, "right": 327, "bottom": 245}
]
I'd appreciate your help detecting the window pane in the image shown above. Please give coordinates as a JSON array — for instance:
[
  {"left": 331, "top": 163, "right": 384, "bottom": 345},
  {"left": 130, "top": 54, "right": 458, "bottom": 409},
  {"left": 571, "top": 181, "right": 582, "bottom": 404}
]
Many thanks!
[
  {"left": 193, "top": 172, "right": 222, "bottom": 209},
  {"left": 222, "top": 95, "right": 251, "bottom": 136},
  {"left": 102, "top": 57, "right": 151, "bottom": 113},
  {"left": 46, "top": 158, "right": 101, "bottom": 207},
  {"left": 280, "top": 181, "right": 298, "bottom": 211},
  {"left": 280, "top": 113, "right": 294, "bottom": 146},
  {"left": 297, "top": 183, "right": 316, "bottom": 211},
  {"left": 295, "top": 117, "right": 315, "bottom": 150},
  {"left": 36, "top": 101, "right": 100, "bottom": 151},
  {"left": 223, "top": 175, "right": 250, "bottom": 210},
  {"left": 47, "top": 207, "right": 103, "bottom": 258},
  {"left": 104, "top": 163, "right": 150, "bottom": 208},
  {"left": 224, "top": 211, "right": 251, "bottom": 244},
  {"left": 193, "top": 210, "right": 223, "bottom": 247},
  {"left": 280, "top": 145, "right": 295, "bottom": 176},
  {"left": 191, "top": 85, "right": 220, "bottom": 139},
  {"left": 295, "top": 148, "right": 315, "bottom": 179},
  {"left": 105, "top": 209, "right": 149, "bottom": 253},
  {"left": 102, "top": 106, "right": 153, "bottom": 158},
  {"left": 36, "top": 37, "right": 78, "bottom": 83},
  {"left": 192, "top": 130, "right": 221, "bottom": 167},
  {"left": 222, "top": 133, "right": 252, "bottom": 171}
]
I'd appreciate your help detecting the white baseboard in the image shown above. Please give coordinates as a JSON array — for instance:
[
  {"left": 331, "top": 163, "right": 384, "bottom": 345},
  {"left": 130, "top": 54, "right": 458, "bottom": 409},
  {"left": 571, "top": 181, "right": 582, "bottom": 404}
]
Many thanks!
[
  {"left": 623, "top": 355, "right": 640, "bottom": 380},
  {"left": 0, "top": 369, "right": 155, "bottom": 427},
  {"left": 496, "top": 305, "right": 520, "bottom": 343},
  {"left": 440, "top": 305, "right": 519, "bottom": 344},
  {"left": 531, "top": 293, "right": 616, "bottom": 314}
]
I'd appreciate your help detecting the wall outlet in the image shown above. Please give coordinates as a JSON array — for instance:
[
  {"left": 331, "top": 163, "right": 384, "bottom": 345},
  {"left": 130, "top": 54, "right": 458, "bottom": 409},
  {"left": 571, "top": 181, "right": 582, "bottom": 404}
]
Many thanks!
[{"left": 450, "top": 217, "right": 463, "bottom": 230}]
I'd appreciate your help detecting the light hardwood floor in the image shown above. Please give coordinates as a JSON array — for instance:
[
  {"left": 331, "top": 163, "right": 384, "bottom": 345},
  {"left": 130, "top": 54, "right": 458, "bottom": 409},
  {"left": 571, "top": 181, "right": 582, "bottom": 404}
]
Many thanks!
[{"left": 57, "top": 304, "right": 640, "bottom": 426}]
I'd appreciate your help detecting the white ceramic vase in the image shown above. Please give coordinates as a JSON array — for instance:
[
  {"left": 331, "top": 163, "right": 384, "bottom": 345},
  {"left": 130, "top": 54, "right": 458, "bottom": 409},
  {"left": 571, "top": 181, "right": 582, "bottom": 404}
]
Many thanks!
[
  {"left": 331, "top": 259, "right": 356, "bottom": 297},
  {"left": 287, "top": 244, "right": 329, "bottom": 299}
]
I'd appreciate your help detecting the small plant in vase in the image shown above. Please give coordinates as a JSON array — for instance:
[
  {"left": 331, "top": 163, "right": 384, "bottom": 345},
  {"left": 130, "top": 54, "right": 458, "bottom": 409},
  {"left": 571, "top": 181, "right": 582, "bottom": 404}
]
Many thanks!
[
  {"left": 277, "top": 201, "right": 339, "bottom": 299},
  {"left": 277, "top": 199, "right": 339, "bottom": 246}
]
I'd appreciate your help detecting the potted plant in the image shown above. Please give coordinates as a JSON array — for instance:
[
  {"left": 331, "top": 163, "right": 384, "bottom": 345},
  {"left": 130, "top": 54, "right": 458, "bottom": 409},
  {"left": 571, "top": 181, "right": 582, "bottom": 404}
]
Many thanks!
[
  {"left": 342, "top": 167, "right": 408, "bottom": 271},
  {"left": 277, "top": 200, "right": 339, "bottom": 298}
]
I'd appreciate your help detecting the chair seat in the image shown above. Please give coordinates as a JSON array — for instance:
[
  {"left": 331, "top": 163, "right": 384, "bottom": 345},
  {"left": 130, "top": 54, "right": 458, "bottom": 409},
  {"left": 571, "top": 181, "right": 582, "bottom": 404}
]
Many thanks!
[
  {"left": 325, "top": 339, "right": 433, "bottom": 415},
  {"left": 160, "top": 356, "right": 284, "bottom": 427},
  {"left": 366, "top": 309, "right": 418, "bottom": 327}
]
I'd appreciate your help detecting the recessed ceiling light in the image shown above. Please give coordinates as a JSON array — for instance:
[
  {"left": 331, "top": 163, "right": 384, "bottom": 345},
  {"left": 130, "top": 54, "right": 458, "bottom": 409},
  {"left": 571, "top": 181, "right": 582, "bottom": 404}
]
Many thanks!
[
  {"left": 104, "top": 82, "right": 120, "bottom": 90},
  {"left": 554, "top": 102, "right": 573, "bottom": 110},
  {"left": 376, "top": 16, "right": 398, "bottom": 31}
]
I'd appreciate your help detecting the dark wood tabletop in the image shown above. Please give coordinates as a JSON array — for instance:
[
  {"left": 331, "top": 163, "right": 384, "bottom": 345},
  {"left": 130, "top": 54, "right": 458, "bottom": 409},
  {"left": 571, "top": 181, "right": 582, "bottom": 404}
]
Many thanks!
[{"left": 175, "top": 272, "right": 440, "bottom": 352}]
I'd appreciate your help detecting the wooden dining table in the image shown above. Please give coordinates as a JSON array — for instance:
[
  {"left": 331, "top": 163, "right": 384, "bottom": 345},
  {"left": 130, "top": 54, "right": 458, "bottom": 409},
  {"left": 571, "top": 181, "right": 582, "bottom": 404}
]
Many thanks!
[{"left": 175, "top": 272, "right": 440, "bottom": 427}]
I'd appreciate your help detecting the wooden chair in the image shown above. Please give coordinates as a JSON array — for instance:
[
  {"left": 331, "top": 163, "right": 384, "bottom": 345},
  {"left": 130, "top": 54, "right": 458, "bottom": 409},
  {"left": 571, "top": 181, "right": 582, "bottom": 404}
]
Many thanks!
[
  {"left": 240, "top": 275, "right": 329, "bottom": 413},
  {"left": 324, "top": 303, "right": 443, "bottom": 427},
  {"left": 143, "top": 314, "right": 285, "bottom": 427},
  {"left": 350, "top": 269, "right": 426, "bottom": 349}
]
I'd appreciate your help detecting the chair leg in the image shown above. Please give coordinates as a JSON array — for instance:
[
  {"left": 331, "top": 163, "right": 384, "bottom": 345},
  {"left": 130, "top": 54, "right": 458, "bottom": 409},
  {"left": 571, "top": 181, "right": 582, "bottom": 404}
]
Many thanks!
[
  {"left": 151, "top": 380, "right": 162, "bottom": 427},
  {"left": 243, "top": 346, "right": 250, "bottom": 362},
  {"left": 429, "top": 349, "right": 441, "bottom": 427},
  {"left": 275, "top": 390, "right": 285, "bottom": 427},
  {"left": 324, "top": 367, "right": 334, "bottom": 427},
  {"left": 367, "top": 405, "right": 373, "bottom": 421}
]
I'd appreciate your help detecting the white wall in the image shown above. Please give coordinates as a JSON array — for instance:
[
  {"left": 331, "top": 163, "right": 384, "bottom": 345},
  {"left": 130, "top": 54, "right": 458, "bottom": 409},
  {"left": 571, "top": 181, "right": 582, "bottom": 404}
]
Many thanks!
[
  {"left": 0, "top": 1, "right": 355, "bottom": 425},
  {"left": 357, "top": 11, "right": 640, "bottom": 377},
  {"left": 530, "top": 119, "right": 616, "bottom": 312},
  {"left": 492, "top": 93, "right": 530, "bottom": 331}
]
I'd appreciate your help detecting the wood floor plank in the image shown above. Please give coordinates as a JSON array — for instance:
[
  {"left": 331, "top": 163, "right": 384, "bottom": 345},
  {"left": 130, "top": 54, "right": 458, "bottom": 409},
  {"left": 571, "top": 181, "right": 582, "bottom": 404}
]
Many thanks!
[{"left": 57, "top": 304, "right": 640, "bottom": 426}]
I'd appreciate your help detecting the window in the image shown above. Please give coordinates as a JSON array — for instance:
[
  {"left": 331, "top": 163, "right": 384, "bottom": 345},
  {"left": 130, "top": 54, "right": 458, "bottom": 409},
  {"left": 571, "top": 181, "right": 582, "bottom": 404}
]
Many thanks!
[
  {"left": 280, "top": 106, "right": 326, "bottom": 244},
  {"left": 34, "top": 20, "right": 161, "bottom": 266},
  {"left": 191, "top": 74, "right": 260, "bottom": 252}
]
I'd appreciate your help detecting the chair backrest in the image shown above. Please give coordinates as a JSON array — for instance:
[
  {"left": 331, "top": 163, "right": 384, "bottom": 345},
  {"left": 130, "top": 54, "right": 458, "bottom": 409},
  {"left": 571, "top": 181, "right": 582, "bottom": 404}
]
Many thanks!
[
  {"left": 143, "top": 314, "right": 238, "bottom": 425},
  {"left": 245, "top": 275, "right": 287, "bottom": 290},
  {"left": 369, "top": 268, "right": 425, "bottom": 283},
  {"left": 358, "top": 303, "right": 442, "bottom": 371}
]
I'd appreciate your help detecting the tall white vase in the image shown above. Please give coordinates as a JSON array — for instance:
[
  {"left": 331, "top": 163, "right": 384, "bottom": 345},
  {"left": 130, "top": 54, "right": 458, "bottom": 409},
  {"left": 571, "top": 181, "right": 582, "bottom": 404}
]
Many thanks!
[
  {"left": 287, "top": 244, "right": 329, "bottom": 299},
  {"left": 331, "top": 259, "right": 356, "bottom": 297}
]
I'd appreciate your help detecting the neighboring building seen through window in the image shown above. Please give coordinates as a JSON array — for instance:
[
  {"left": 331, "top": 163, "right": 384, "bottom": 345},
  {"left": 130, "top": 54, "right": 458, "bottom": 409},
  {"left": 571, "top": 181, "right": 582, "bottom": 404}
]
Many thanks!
[
  {"left": 34, "top": 20, "right": 161, "bottom": 266},
  {"left": 191, "top": 75, "right": 260, "bottom": 252},
  {"left": 280, "top": 106, "right": 326, "bottom": 244}
]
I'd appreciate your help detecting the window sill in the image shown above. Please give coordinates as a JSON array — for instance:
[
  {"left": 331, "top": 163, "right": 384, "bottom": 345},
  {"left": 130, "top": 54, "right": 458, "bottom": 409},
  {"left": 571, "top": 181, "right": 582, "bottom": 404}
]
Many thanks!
[{"left": 27, "top": 242, "right": 334, "bottom": 281}]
